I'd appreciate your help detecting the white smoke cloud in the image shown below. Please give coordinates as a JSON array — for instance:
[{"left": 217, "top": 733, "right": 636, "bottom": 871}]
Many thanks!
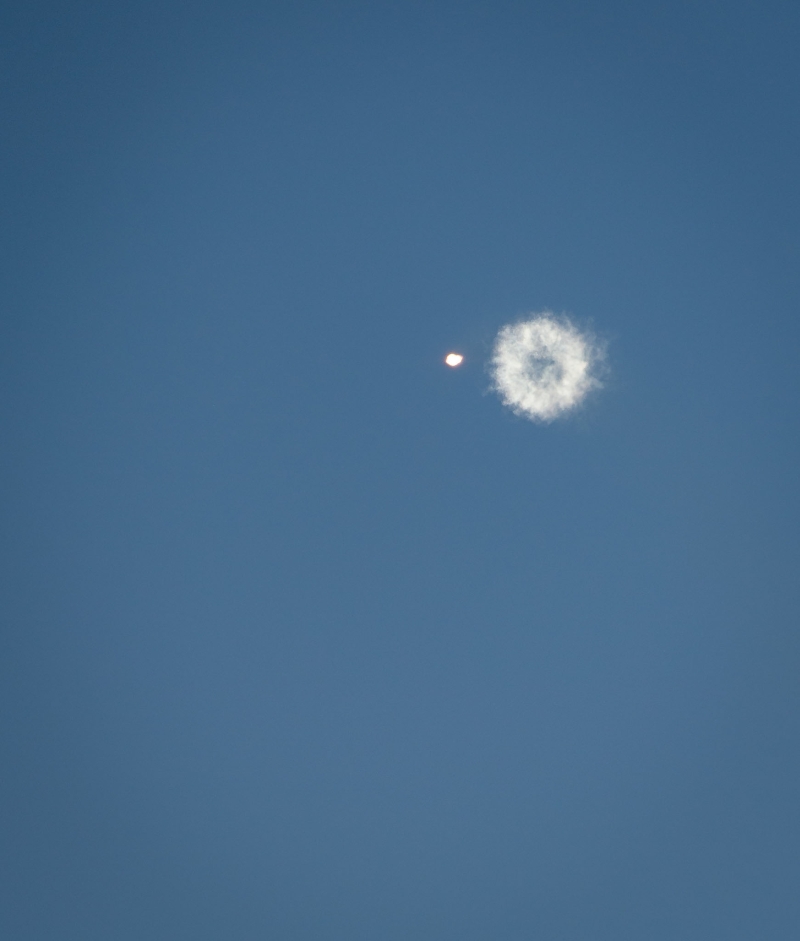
[{"left": 490, "top": 313, "right": 604, "bottom": 422}]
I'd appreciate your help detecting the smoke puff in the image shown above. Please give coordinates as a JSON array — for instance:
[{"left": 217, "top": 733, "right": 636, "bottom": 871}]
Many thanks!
[{"left": 490, "top": 313, "right": 604, "bottom": 422}]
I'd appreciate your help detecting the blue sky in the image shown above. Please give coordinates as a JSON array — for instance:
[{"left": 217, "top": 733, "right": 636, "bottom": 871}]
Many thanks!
[{"left": 2, "top": 2, "right": 799, "bottom": 938}]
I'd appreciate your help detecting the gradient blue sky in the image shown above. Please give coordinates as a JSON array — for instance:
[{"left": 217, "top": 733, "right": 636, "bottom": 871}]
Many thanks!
[{"left": 2, "top": 2, "right": 800, "bottom": 938}]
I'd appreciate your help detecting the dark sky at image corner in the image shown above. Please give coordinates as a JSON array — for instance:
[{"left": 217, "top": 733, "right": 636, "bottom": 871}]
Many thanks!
[{"left": 1, "top": 2, "right": 800, "bottom": 939}]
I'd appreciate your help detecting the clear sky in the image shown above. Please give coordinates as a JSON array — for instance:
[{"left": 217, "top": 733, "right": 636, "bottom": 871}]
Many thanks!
[{"left": 2, "top": 2, "right": 799, "bottom": 938}]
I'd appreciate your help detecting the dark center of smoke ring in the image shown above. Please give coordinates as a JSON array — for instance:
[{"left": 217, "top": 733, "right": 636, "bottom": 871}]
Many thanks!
[{"left": 521, "top": 354, "right": 563, "bottom": 387}]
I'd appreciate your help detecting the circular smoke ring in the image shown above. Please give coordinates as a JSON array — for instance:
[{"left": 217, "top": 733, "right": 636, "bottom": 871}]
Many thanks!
[{"left": 490, "top": 314, "right": 603, "bottom": 422}]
